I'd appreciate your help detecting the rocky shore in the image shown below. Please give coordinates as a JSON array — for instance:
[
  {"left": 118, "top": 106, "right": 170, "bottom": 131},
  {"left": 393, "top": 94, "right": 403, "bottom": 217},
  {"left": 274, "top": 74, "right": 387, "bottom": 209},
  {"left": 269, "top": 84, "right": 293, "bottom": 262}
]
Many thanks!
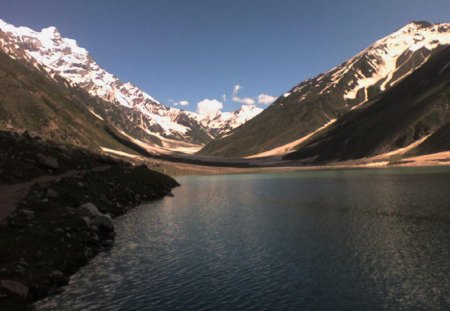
[{"left": 0, "top": 131, "right": 179, "bottom": 310}]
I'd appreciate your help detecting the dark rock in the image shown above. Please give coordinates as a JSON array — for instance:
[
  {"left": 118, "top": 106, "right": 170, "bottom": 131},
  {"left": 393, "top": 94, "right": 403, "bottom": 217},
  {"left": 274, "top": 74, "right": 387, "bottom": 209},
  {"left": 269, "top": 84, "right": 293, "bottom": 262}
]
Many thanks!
[
  {"left": 77, "top": 203, "right": 102, "bottom": 218},
  {"left": 0, "top": 280, "right": 28, "bottom": 298},
  {"left": 91, "top": 214, "right": 114, "bottom": 231},
  {"left": 48, "top": 270, "right": 64, "bottom": 280},
  {"left": 21, "top": 209, "right": 34, "bottom": 219},
  {"left": 102, "top": 239, "right": 114, "bottom": 247},
  {"left": 36, "top": 153, "right": 59, "bottom": 169},
  {"left": 14, "top": 265, "right": 25, "bottom": 274},
  {"left": 47, "top": 188, "right": 59, "bottom": 198}
]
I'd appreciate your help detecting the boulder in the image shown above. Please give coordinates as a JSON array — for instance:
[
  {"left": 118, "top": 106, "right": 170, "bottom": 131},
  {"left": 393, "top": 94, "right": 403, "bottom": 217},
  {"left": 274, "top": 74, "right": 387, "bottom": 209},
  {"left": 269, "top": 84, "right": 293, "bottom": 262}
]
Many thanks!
[
  {"left": 36, "top": 153, "right": 59, "bottom": 169},
  {"left": 47, "top": 189, "right": 59, "bottom": 198},
  {"left": 48, "top": 270, "right": 64, "bottom": 281},
  {"left": 0, "top": 280, "right": 28, "bottom": 298},
  {"left": 21, "top": 209, "right": 34, "bottom": 219},
  {"left": 91, "top": 214, "right": 114, "bottom": 231},
  {"left": 78, "top": 203, "right": 114, "bottom": 231},
  {"left": 77, "top": 203, "right": 102, "bottom": 218}
]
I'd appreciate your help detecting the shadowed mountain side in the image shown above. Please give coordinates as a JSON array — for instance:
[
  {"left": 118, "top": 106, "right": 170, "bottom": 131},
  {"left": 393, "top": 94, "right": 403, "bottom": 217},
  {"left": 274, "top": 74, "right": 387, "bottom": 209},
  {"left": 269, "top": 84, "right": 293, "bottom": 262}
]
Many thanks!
[
  {"left": 284, "top": 47, "right": 450, "bottom": 163},
  {"left": 0, "top": 51, "right": 161, "bottom": 153},
  {"left": 408, "top": 122, "right": 450, "bottom": 155},
  {"left": 198, "top": 22, "right": 450, "bottom": 158},
  {"left": 197, "top": 85, "right": 349, "bottom": 158}
]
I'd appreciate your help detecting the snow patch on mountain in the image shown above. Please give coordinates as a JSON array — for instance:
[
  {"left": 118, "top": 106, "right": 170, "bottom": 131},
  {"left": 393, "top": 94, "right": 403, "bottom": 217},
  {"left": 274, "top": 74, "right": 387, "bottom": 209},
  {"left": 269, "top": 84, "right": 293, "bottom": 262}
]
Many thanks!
[
  {"left": 343, "top": 22, "right": 449, "bottom": 100},
  {"left": 0, "top": 18, "right": 262, "bottom": 146},
  {"left": 192, "top": 104, "right": 263, "bottom": 137},
  {"left": 285, "top": 21, "right": 450, "bottom": 107}
]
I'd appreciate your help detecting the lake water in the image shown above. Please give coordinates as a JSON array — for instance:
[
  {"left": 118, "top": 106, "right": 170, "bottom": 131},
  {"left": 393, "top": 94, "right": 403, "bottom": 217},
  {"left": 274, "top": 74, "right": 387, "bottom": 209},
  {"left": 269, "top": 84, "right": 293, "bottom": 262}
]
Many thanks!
[{"left": 35, "top": 167, "right": 450, "bottom": 310}]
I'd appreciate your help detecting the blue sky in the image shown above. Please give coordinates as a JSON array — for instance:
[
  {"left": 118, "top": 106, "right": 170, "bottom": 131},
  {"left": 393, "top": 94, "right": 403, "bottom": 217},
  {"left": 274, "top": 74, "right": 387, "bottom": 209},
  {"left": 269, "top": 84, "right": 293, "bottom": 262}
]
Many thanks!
[{"left": 1, "top": 0, "right": 449, "bottom": 113}]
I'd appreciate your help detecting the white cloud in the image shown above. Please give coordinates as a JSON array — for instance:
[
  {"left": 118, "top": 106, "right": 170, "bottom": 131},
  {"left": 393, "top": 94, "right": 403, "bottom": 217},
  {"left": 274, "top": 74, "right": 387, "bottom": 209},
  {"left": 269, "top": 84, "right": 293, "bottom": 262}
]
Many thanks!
[
  {"left": 173, "top": 100, "right": 189, "bottom": 106},
  {"left": 257, "top": 94, "right": 277, "bottom": 105},
  {"left": 232, "top": 96, "right": 256, "bottom": 105},
  {"left": 222, "top": 94, "right": 227, "bottom": 102},
  {"left": 197, "top": 99, "right": 223, "bottom": 117},
  {"left": 232, "top": 84, "right": 241, "bottom": 97}
]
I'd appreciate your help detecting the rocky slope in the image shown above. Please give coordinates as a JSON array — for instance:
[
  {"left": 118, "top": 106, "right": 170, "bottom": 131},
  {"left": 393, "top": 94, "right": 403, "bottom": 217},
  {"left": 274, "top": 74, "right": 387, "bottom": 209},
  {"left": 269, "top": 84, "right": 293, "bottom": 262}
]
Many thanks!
[
  {"left": 199, "top": 21, "right": 450, "bottom": 158},
  {"left": 0, "top": 18, "right": 261, "bottom": 150},
  {"left": 0, "top": 131, "right": 178, "bottom": 311}
]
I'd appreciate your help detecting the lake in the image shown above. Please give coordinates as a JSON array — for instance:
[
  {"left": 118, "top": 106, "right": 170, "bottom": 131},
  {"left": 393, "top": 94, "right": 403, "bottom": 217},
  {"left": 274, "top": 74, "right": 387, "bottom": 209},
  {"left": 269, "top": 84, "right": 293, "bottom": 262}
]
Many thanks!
[{"left": 35, "top": 167, "right": 450, "bottom": 310}]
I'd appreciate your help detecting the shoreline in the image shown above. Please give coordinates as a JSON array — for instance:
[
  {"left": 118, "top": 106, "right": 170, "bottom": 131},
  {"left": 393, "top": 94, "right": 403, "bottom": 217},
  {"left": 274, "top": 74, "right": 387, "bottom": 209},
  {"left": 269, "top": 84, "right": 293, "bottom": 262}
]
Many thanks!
[
  {"left": 0, "top": 165, "right": 178, "bottom": 311},
  {"left": 0, "top": 132, "right": 179, "bottom": 310},
  {"left": 1, "top": 130, "right": 449, "bottom": 310},
  {"left": 117, "top": 150, "right": 450, "bottom": 178},
  {"left": 4, "top": 157, "right": 448, "bottom": 310}
]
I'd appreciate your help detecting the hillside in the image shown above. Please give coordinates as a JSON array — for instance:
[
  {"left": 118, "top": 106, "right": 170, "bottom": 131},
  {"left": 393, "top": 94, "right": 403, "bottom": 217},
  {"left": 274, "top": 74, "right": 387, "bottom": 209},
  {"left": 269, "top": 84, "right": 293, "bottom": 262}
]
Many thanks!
[
  {"left": 0, "top": 50, "right": 154, "bottom": 154},
  {"left": 0, "top": 19, "right": 261, "bottom": 150},
  {"left": 284, "top": 46, "right": 450, "bottom": 163},
  {"left": 199, "top": 22, "right": 450, "bottom": 158}
]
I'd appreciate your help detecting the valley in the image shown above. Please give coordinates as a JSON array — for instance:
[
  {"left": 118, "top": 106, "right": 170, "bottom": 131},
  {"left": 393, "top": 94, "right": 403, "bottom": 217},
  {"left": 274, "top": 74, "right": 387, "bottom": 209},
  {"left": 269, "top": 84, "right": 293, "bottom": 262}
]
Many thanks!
[{"left": 0, "top": 13, "right": 449, "bottom": 311}]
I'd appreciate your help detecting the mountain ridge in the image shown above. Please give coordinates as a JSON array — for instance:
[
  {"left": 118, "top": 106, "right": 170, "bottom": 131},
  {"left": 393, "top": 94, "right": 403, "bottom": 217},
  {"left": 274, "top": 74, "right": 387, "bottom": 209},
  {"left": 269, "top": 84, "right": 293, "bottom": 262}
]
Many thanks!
[
  {"left": 284, "top": 46, "right": 450, "bottom": 163},
  {"left": 199, "top": 21, "right": 450, "bottom": 158},
  {"left": 0, "top": 18, "right": 262, "bottom": 151}
]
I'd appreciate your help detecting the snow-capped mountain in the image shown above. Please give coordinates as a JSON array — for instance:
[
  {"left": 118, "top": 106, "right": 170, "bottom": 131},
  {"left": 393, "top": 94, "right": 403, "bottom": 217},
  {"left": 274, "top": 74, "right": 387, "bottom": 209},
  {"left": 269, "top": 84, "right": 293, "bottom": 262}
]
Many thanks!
[
  {"left": 200, "top": 21, "right": 450, "bottom": 158},
  {"left": 287, "top": 21, "right": 450, "bottom": 106},
  {"left": 285, "top": 45, "right": 450, "bottom": 164},
  {"left": 0, "top": 18, "right": 261, "bottom": 149},
  {"left": 188, "top": 104, "right": 263, "bottom": 137}
]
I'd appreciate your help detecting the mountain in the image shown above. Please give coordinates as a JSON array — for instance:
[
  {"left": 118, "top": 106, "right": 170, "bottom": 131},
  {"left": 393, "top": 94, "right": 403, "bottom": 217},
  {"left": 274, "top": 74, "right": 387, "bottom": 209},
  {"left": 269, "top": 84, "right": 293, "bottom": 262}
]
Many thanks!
[
  {"left": 284, "top": 46, "right": 450, "bottom": 163},
  {"left": 0, "top": 48, "right": 155, "bottom": 155},
  {"left": 0, "top": 19, "right": 261, "bottom": 152},
  {"left": 199, "top": 21, "right": 450, "bottom": 158},
  {"left": 189, "top": 104, "right": 263, "bottom": 137}
]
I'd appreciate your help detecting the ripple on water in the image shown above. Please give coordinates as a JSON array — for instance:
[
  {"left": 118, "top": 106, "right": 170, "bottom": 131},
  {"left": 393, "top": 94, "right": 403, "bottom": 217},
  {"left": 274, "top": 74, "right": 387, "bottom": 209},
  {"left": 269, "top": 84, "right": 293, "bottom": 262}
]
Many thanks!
[{"left": 35, "top": 168, "right": 450, "bottom": 310}]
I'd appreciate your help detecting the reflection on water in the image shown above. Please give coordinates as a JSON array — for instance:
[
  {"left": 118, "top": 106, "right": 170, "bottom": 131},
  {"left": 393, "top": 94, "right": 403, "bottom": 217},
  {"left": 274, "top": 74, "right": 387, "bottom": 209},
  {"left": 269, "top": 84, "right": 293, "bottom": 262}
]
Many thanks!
[{"left": 36, "top": 167, "right": 450, "bottom": 310}]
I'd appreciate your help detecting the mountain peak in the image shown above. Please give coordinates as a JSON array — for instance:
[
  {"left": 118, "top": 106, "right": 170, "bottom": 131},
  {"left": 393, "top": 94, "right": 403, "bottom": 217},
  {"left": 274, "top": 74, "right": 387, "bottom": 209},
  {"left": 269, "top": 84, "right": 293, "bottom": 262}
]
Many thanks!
[
  {"left": 0, "top": 18, "right": 263, "bottom": 146},
  {"left": 395, "top": 21, "right": 434, "bottom": 34},
  {"left": 199, "top": 20, "right": 450, "bottom": 158},
  {"left": 237, "top": 104, "right": 258, "bottom": 112},
  {"left": 41, "top": 26, "right": 60, "bottom": 37},
  {"left": 408, "top": 20, "right": 433, "bottom": 28}
]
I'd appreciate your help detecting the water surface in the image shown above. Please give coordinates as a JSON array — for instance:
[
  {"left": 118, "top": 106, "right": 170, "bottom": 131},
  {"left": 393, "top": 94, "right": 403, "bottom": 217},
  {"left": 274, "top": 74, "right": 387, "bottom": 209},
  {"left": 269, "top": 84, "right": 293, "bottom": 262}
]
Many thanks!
[{"left": 36, "top": 167, "right": 450, "bottom": 310}]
